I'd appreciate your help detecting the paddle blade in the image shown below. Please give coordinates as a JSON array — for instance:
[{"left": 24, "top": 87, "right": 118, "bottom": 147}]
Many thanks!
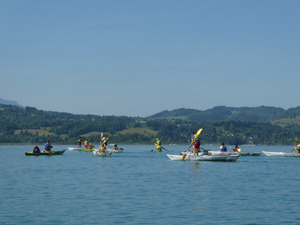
[
  {"left": 182, "top": 153, "right": 187, "bottom": 160},
  {"left": 196, "top": 128, "right": 203, "bottom": 135}
]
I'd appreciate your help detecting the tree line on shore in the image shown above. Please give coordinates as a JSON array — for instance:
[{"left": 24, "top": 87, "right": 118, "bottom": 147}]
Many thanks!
[{"left": 0, "top": 104, "right": 299, "bottom": 145}]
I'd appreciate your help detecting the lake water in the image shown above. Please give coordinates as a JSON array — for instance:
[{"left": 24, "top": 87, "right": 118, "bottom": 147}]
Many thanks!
[{"left": 1, "top": 144, "right": 300, "bottom": 225}]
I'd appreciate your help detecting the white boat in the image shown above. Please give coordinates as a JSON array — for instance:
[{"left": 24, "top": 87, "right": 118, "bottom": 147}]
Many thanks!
[
  {"left": 262, "top": 151, "right": 300, "bottom": 157},
  {"left": 210, "top": 151, "right": 261, "bottom": 156},
  {"left": 106, "top": 148, "right": 123, "bottom": 153},
  {"left": 167, "top": 153, "right": 239, "bottom": 162},
  {"left": 92, "top": 151, "right": 112, "bottom": 157},
  {"left": 68, "top": 147, "right": 82, "bottom": 151},
  {"left": 179, "top": 150, "right": 261, "bottom": 157}
]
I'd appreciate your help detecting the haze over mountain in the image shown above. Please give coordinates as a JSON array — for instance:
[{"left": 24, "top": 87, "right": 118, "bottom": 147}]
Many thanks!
[{"left": 0, "top": 98, "right": 23, "bottom": 107}]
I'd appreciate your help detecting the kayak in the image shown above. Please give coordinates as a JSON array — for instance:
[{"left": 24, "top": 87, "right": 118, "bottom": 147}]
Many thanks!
[
  {"left": 167, "top": 153, "right": 239, "bottom": 162},
  {"left": 179, "top": 150, "right": 261, "bottom": 157},
  {"left": 106, "top": 148, "right": 123, "bottom": 153},
  {"left": 68, "top": 147, "right": 82, "bottom": 151},
  {"left": 210, "top": 151, "right": 261, "bottom": 156},
  {"left": 82, "top": 148, "right": 95, "bottom": 152},
  {"left": 25, "top": 150, "right": 65, "bottom": 156},
  {"left": 92, "top": 151, "right": 112, "bottom": 157},
  {"left": 239, "top": 152, "right": 261, "bottom": 156},
  {"left": 262, "top": 151, "right": 300, "bottom": 157}
]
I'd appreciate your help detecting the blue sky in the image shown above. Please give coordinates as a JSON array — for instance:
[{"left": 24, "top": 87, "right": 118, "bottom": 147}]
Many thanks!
[{"left": 1, "top": 0, "right": 299, "bottom": 117}]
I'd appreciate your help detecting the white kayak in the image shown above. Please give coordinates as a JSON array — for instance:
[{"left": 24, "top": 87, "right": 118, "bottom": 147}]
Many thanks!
[
  {"left": 179, "top": 150, "right": 261, "bottom": 157},
  {"left": 167, "top": 154, "right": 239, "bottom": 162},
  {"left": 93, "top": 151, "right": 112, "bottom": 157},
  {"left": 210, "top": 151, "right": 261, "bottom": 156},
  {"left": 106, "top": 148, "right": 123, "bottom": 153},
  {"left": 68, "top": 147, "right": 82, "bottom": 151},
  {"left": 262, "top": 151, "right": 300, "bottom": 157}
]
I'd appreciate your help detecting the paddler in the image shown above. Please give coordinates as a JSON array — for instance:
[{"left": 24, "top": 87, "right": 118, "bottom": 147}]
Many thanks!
[
  {"left": 218, "top": 143, "right": 227, "bottom": 152},
  {"left": 155, "top": 138, "right": 162, "bottom": 152},
  {"left": 78, "top": 136, "right": 82, "bottom": 148},
  {"left": 229, "top": 144, "right": 241, "bottom": 152},
  {"left": 33, "top": 145, "right": 41, "bottom": 153},
  {"left": 292, "top": 143, "right": 300, "bottom": 153},
  {"left": 189, "top": 131, "right": 203, "bottom": 156},
  {"left": 98, "top": 143, "right": 106, "bottom": 153},
  {"left": 84, "top": 139, "right": 89, "bottom": 148},
  {"left": 100, "top": 133, "right": 108, "bottom": 148},
  {"left": 43, "top": 139, "right": 53, "bottom": 153}
]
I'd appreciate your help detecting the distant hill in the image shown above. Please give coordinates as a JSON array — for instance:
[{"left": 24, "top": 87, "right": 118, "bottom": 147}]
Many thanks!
[
  {"left": 0, "top": 98, "right": 23, "bottom": 107},
  {"left": 147, "top": 106, "right": 300, "bottom": 122}
]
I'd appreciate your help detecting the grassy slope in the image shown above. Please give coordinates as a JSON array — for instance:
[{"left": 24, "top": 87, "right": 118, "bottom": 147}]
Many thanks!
[{"left": 271, "top": 116, "right": 300, "bottom": 126}]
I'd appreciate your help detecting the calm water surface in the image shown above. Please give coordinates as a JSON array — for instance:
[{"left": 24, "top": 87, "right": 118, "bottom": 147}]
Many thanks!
[{"left": 1, "top": 145, "right": 300, "bottom": 224}]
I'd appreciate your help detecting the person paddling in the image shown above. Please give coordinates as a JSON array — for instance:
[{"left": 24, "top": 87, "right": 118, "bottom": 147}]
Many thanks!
[
  {"left": 84, "top": 139, "right": 89, "bottom": 148},
  {"left": 189, "top": 131, "right": 203, "bottom": 156},
  {"left": 155, "top": 138, "right": 162, "bottom": 152},
  {"left": 218, "top": 143, "right": 227, "bottom": 152},
  {"left": 229, "top": 144, "right": 241, "bottom": 152},
  {"left": 33, "top": 145, "right": 41, "bottom": 153},
  {"left": 78, "top": 136, "right": 82, "bottom": 148},
  {"left": 292, "top": 142, "right": 300, "bottom": 153},
  {"left": 43, "top": 139, "right": 53, "bottom": 153}
]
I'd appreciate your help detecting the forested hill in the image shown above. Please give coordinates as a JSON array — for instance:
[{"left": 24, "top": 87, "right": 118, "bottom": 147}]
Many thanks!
[
  {"left": 147, "top": 106, "right": 300, "bottom": 122},
  {"left": 1, "top": 103, "right": 300, "bottom": 145}
]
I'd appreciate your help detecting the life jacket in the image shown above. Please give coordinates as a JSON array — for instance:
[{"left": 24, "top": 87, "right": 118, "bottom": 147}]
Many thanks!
[
  {"left": 45, "top": 143, "right": 51, "bottom": 151},
  {"left": 115, "top": 147, "right": 119, "bottom": 150},
  {"left": 78, "top": 138, "right": 82, "bottom": 142},
  {"left": 221, "top": 146, "right": 227, "bottom": 152},
  {"left": 297, "top": 144, "right": 300, "bottom": 153},
  {"left": 192, "top": 134, "right": 199, "bottom": 143},
  {"left": 156, "top": 140, "right": 161, "bottom": 145},
  {"left": 100, "top": 146, "right": 106, "bottom": 153},
  {"left": 156, "top": 145, "right": 161, "bottom": 151},
  {"left": 33, "top": 147, "right": 40, "bottom": 153},
  {"left": 235, "top": 148, "right": 241, "bottom": 152}
]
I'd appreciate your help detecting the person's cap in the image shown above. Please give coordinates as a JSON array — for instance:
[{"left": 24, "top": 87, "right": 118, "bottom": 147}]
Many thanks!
[
  {"left": 34, "top": 145, "right": 39, "bottom": 148},
  {"left": 47, "top": 139, "right": 50, "bottom": 142}
]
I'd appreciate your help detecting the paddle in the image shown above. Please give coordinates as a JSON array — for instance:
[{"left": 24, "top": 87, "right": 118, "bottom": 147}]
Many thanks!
[{"left": 182, "top": 146, "right": 191, "bottom": 160}]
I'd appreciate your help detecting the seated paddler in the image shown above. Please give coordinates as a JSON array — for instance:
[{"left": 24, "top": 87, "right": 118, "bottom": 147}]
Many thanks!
[
  {"left": 218, "top": 143, "right": 227, "bottom": 152},
  {"left": 155, "top": 138, "right": 161, "bottom": 152},
  {"left": 42, "top": 139, "right": 53, "bottom": 153},
  {"left": 33, "top": 145, "right": 41, "bottom": 153},
  {"left": 292, "top": 143, "right": 300, "bottom": 153}
]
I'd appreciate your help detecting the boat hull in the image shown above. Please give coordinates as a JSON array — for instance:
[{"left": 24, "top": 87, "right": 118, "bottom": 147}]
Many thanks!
[
  {"left": 106, "top": 148, "right": 123, "bottom": 153},
  {"left": 68, "top": 147, "right": 82, "bottom": 151},
  {"left": 25, "top": 150, "right": 65, "bottom": 156},
  {"left": 93, "top": 151, "right": 112, "bottom": 157},
  {"left": 262, "top": 151, "right": 300, "bottom": 157},
  {"left": 167, "top": 154, "right": 239, "bottom": 162},
  {"left": 82, "top": 148, "right": 95, "bottom": 152}
]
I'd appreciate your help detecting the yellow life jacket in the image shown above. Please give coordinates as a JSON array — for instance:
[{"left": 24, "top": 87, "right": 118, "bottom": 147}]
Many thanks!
[
  {"left": 156, "top": 146, "right": 161, "bottom": 151},
  {"left": 236, "top": 148, "right": 241, "bottom": 152},
  {"left": 115, "top": 147, "right": 118, "bottom": 150},
  {"left": 156, "top": 140, "right": 161, "bottom": 145},
  {"left": 100, "top": 146, "right": 106, "bottom": 153},
  {"left": 193, "top": 134, "right": 199, "bottom": 142}
]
